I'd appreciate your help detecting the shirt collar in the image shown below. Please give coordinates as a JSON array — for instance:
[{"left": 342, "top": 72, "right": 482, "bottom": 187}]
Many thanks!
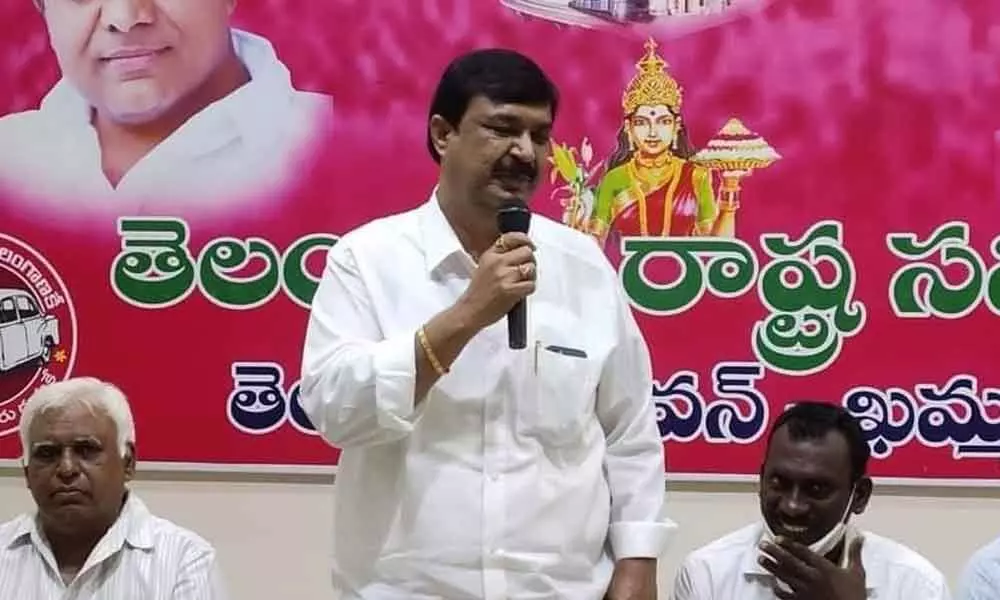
[
  {"left": 38, "top": 28, "right": 299, "bottom": 157},
  {"left": 740, "top": 523, "right": 775, "bottom": 579},
  {"left": 740, "top": 522, "right": 876, "bottom": 592},
  {"left": 2, "top": 492, "right": 155, "bottom": 553},
  {"left": 98, "top": 492, "right": 156, "bottom": 551},
  {"left": 2, "top": 514, "right": 33, "bottom": 550},
  {"left": 418, "top": 188, "right": 475, "bottom": 274}
]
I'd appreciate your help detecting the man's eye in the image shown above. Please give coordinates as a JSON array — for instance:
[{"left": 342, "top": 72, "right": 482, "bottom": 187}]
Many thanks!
[
  {"left": 33, "top": 447, "right": 58, "bottom": 460},
  {"left": 807, "top": 484, "right": 829, "bottom": 497},
  {"left": 74, "top": 443, "right": 102, "bottom": 459},
  {"left": 488, "top": 124, "right": 517, "bottom": 136}
]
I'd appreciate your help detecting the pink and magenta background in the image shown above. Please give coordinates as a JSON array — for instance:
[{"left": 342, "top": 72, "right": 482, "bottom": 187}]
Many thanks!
[{"left": 1, "top": 0, "right": 999, "bottom": 481}]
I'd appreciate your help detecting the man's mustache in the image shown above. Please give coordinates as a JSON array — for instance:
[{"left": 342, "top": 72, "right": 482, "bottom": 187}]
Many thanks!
[{"left": 492, "top": 161, "right": 537, "bottom": 180}]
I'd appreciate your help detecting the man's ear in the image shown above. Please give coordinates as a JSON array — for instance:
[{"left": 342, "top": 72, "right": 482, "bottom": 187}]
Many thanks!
[
  {"left": 851, "top": 476, "right": 874, "bottom": 514},
  {"left": 428, "top": 115, "right": 457, "bottom": 162},
  {"left": 123, "top": 443, "right": 137, "bottom": 482}
]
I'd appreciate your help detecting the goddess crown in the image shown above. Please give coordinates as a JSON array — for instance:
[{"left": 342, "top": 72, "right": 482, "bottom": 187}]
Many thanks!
[{"left": 622, "top": 38, "right": 683, "bottom": 115}]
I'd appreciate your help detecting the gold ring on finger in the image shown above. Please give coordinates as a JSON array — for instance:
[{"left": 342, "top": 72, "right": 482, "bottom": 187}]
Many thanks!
[{"left": 495, "top": 235, "right": 507, "bottom": 252}]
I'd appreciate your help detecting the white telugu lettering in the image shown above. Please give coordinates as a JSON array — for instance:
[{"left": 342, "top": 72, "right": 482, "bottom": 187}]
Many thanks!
[{"left": 0, "top": 248, "right": 65, "bottom": 311}]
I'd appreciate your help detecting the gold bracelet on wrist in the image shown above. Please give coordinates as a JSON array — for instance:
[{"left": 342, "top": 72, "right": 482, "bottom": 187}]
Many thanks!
[{"left": 417, "top": 325, "right": 448, "bottom": 376}]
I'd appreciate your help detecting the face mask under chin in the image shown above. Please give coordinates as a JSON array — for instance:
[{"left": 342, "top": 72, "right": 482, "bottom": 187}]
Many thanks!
[{"left": 762, "top": 487, "right": 857, "bottom": 567}]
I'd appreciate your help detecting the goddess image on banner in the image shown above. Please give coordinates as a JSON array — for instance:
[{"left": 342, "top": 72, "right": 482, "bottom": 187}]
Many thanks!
[{"left": 551, "top": 38, "right": 779, "bottom": 255}]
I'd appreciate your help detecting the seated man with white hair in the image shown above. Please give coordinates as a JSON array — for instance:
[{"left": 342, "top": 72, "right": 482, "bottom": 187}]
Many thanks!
[{"left": 0, "top": 377, "right": 228, "bottom": 599}]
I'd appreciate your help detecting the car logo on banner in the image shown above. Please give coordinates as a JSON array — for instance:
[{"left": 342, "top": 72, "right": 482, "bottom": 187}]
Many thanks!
[{"left": 0, "top": 234, "right": 78, "bottom": 440}]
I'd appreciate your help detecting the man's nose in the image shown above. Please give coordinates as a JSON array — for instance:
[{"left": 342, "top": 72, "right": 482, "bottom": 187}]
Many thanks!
[
  {"left": 100, "top": 0, "right": 156, "bottom": 33},
  {"left": 779, "top": 489, "right": 810, "bottom": 517},
  {"left": 55, "top": 448, "right": 80, "bottom": 480},
  {"left": 509, "top": 131, "right": 536, "bottom": 163}
]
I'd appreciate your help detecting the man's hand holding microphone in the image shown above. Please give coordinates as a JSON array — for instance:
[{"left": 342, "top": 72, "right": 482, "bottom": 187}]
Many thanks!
[{"left": 413, "top": 202, "right": 535, "bottom": 400}]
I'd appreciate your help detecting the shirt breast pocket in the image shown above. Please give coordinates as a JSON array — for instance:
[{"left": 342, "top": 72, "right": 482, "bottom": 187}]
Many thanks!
[{"left": 521, "top": 341, "right": 602, "bottom": 447}]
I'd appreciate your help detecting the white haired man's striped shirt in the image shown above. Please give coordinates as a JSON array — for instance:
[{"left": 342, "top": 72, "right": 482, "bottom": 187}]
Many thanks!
[{"left": 0, "top": 494, "right": 227, "bottom": 600}]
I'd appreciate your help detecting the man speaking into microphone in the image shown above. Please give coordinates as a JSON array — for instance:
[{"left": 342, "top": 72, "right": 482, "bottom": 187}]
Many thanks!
[{"left": 299, "top": 48, "right": 675, "bottom": 600}]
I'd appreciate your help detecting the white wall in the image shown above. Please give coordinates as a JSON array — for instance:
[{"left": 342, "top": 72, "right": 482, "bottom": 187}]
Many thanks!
[{"left": 2, "top": 468, "right": 998, "bottom": 599}]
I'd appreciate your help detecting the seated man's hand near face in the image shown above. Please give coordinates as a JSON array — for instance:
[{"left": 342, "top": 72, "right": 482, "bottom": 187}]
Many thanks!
[{"left": 759, "top": 535, "right": 866, "bottom": 600}]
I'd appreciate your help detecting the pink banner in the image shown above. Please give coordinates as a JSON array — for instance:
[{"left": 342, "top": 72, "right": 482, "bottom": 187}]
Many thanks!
[{"left": 1, "top": 0, "right": 999, "bottom": 482}]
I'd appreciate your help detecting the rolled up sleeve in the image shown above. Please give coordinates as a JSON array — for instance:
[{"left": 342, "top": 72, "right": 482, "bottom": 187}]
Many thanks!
[
  {"left": 299, "top": 240, "right": 424, "bottom": 448},
  {"left": 372, "top": 331, "right": 418, "bottom": 432},
  {"left": 597, "top": 271, "right": 677, "bottom": 560}
]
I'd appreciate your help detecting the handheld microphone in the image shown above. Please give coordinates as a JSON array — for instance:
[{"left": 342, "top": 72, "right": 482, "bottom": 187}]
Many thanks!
[{"left": 497, "top": 200, "right": 532, "bottom": 349}]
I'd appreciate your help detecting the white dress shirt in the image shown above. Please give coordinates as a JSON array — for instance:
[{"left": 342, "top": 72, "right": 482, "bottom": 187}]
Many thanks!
[
  {"left": 300, "top": 192, "right": 675, "bottom": 599},
  {"left": 0, "top": 28, "right": 332, "bottom": 222},
  {"left": 671, "top": 523, "right": 950, "bottom": 600},
  {"left": 0, "top": 493, "right": 227, "bottom": 600},
  {"left": 956, "top": 535, "right": 1000, "bottom": 600}
]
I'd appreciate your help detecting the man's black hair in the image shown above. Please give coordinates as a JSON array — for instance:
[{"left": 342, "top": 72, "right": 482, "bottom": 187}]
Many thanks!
[
  {"left": 765, "top": 401, "right": 870, "bottom": 483},
  {"left": 426, "top": 48, "right": 559, "bottom": 163}
]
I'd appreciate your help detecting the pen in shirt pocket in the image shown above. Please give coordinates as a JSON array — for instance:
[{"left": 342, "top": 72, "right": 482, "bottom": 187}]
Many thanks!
[
  {"left": 533, "top": 342, "right": 588, "bottom": 374},
  {"left": 545, "top": 344, "right": 587, "bottom": 358}
]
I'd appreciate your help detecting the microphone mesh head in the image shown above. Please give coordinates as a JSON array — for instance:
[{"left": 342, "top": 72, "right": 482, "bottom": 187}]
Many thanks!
[{"left": 497, "top": 201, "right": 531, "bottom": 234}]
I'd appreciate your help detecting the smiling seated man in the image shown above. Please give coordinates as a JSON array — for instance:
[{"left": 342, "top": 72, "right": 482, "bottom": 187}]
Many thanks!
[
  {"left": 0, "top": 377, "right": 228, "bottom": 599},
  {"left": 670, "top": 401, "right": 950, "bottom": 600}
]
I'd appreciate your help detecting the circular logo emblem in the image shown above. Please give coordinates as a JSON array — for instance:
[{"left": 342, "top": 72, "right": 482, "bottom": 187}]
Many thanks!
[{"left": 0, "top": 234, "right": 77, "bottom": 441}]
